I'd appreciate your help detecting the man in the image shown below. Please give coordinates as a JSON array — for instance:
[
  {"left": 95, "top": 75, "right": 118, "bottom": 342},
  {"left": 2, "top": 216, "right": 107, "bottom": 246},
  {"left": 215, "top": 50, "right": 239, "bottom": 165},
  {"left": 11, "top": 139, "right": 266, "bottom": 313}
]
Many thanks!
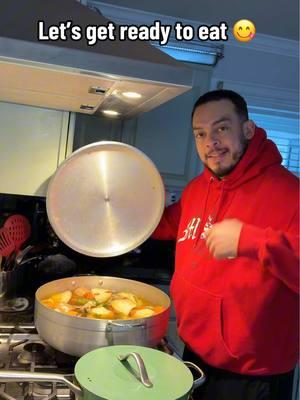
[{"left": 152, "top": 90, "right": 299, "bottom": 400}]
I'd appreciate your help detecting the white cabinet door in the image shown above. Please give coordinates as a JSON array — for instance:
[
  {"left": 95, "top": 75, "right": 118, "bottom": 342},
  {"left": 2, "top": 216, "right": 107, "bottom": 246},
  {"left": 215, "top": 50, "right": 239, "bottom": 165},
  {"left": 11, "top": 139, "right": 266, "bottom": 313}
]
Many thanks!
[
  {"left": 0, "top": 102, "right": 74, "bottom": 196},
  {"left": 73, "top": 113, "right": 123, "bottom": 150}
]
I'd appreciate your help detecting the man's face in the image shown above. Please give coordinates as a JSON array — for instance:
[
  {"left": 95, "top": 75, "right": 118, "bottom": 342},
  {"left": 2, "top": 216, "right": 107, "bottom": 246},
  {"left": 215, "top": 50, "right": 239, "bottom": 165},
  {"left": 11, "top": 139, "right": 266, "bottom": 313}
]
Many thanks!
[{"left": 192, "top": 99, "right": 254, "bottom": 177}]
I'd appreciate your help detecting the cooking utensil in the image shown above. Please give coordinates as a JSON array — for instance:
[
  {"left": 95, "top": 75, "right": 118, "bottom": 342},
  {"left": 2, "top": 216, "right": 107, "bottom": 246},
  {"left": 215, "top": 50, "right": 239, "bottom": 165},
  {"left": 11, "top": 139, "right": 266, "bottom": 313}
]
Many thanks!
[
  {"left": 35, "top": 276, "right": 171, "bottom": 357},
  {"left": 46, "top": 141, "right": 165, "bottom": 257},
  {"left": 0, "top": 227, "right": 15, "bottom": 257},
  {"left": 4, "top": 214, "right": 31, "bottom": 252},
  {"left": 0, "top": 345, "right": 206, "bottom": 400},
  {"left": 0, "top": 266, "right": 26, "bottom": 299},
  {"left": 15, "top": 245, "right": 34, "bottom": 266},
  {"left": 0, "top": 270, "right": 15, "bottom": 299}
]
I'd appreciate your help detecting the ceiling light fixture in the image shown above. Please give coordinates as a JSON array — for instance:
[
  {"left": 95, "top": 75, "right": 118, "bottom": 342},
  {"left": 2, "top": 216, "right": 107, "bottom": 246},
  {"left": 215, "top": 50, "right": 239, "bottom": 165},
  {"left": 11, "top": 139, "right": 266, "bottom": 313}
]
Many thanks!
[
  {"left": 102, "top": 109, "right": 120, "bottom": 116},
  {"left": 122, "top": 91, "right": 142, "bottom": 99}
]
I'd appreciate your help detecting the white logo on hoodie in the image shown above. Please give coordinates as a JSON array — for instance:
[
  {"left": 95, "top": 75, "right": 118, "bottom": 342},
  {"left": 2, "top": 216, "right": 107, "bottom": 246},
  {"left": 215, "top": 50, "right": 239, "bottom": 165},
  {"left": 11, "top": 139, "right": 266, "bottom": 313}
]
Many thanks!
[
  {"left": 178, "top": 217, "right": 201, "bottom": 242},
  {"left": 178, "top": 215, "right": 215, "bottom": 242}
]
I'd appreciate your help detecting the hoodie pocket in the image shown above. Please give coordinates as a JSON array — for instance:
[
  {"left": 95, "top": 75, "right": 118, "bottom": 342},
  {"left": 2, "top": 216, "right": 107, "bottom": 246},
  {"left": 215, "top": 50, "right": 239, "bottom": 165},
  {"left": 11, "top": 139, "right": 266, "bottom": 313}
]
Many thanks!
[{"left": 170, "top": 272, "right": 238, "bottom": 366}]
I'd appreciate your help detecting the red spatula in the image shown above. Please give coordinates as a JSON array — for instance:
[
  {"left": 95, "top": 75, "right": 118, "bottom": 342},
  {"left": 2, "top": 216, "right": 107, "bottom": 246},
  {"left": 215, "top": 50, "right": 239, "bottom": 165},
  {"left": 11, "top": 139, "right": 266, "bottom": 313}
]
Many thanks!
[
  {"left": 4, "top": 214, "right": 31, "bottom": 252},
  {"left": 0, "top": 227, "right": 15, "bottom": 257}
]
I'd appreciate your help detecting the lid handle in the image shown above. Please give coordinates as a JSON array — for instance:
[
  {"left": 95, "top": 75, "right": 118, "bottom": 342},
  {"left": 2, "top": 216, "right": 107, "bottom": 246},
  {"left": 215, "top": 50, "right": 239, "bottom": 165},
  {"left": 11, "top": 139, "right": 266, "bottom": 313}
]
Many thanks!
[{"left": 117, "top": 352, "right": 153, "bottom": 388}]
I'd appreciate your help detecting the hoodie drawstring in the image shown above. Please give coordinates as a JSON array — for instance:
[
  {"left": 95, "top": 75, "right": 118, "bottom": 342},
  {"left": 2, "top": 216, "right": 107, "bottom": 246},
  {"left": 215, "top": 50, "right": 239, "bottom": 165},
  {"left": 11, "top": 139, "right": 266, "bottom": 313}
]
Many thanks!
[
  {"left": 194, "top": 176, "right": 214, "bottom": 247},
  {"left": 213, "top": 179, "right": 226, "bottom": 221},
  {"left": 194, "top": 177, "right": 226, "bottom": 247}
]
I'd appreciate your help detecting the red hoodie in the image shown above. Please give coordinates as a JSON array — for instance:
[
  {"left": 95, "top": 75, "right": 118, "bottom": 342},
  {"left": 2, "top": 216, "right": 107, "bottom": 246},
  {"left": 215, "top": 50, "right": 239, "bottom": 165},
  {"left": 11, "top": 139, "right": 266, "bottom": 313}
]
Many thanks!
[{"left": 153, "top": 127, "right": 299, "bottom": 375}]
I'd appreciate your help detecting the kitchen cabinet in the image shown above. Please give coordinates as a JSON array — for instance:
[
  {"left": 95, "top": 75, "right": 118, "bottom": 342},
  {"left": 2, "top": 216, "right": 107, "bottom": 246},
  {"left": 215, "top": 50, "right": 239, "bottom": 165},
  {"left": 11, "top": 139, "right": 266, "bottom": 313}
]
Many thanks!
[
  {"left": 73, "top": 112, "right": 123, "bottom": 150},
  {"left": 0, "top": 102, "right": 75, "bottom": 197},
  {"left": 73, "top": 64, "right": 212, "bottom": 193}
]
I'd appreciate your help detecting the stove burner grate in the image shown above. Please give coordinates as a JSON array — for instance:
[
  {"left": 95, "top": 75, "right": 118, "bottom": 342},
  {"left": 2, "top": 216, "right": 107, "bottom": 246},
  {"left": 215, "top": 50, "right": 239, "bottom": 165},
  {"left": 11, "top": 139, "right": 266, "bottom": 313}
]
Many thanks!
[
  {"left": 0, "top": 322, "right": 182, "bottom": 400},
  {"left": 0, "top": 298, "right": 30, "bottom": 313},
  {"left": 17, "top": 342, "right": 53, "bottom": 366}
]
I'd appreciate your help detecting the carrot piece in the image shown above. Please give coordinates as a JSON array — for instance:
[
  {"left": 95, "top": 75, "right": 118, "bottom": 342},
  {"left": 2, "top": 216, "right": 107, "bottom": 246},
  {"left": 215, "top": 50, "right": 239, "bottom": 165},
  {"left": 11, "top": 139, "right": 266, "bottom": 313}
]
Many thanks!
[
  {"left": 84, "top": 292, "right": 95, "bottom": 300},
  {"left": 66, "top": 310, "right": 79, "bottom": 316}
]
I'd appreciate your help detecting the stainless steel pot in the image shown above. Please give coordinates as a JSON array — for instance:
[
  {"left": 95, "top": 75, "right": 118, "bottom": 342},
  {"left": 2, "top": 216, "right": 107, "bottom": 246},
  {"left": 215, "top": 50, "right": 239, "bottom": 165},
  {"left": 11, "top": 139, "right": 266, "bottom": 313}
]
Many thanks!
[{"left": 35, "top": 276, "right": 171, "bottom": 357}]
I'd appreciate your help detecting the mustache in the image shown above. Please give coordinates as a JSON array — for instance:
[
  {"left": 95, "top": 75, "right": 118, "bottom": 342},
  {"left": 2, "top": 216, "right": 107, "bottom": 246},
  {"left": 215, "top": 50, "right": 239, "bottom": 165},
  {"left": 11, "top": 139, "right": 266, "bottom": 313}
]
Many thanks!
[{"left": 205, "top": 148, "right": 227, "bottom": 157}]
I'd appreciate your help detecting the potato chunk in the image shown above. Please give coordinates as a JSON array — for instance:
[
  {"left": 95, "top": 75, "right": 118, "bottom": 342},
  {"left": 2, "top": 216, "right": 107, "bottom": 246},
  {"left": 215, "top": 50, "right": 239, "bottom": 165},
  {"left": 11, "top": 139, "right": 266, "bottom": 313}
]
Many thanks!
[
  {"left": 89, "top": 306, "right": 115, "bottom": 319},
  {"left": 91, "top": 288, "right": 112, "bottom": 304},
  {"left": 50, "top": 290, "right": 72, "bottom": 304},
  {"left": 73, "top": 287, "right": 90, "bottom": 297},
  {"left": 117, "top": 292, "right": 139, "bottom": 305},
  {"left": 130, "top": 307, "right": 156, "bottom": 319},
  {"left": 110, "top": 299, "right": 136, "bottom": 316}
]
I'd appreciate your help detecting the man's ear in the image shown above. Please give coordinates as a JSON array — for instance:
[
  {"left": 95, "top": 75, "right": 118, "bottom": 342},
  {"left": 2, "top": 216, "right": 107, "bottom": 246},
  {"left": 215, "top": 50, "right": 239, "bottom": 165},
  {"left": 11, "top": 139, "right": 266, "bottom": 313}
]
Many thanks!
[{"left": 243, "top": 120, "right": 256, "bottom": 140}]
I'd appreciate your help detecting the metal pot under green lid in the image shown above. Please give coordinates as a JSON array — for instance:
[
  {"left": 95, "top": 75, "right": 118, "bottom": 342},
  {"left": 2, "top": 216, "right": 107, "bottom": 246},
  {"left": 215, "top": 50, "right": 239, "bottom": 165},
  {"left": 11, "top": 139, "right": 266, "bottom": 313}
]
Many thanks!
[{"left": 75, "top": 345, "right": 205, "bottom": 400}]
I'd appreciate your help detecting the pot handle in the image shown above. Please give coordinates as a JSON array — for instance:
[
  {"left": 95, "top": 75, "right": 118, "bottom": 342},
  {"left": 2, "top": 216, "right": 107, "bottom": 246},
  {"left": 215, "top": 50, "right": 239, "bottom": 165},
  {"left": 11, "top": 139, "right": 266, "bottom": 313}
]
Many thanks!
[
  {"left": 109, "top": 321, "right": 146, "bottom": 328},
  {"left": 0, "top": 370, "right": 83, "bottom": 397},
  {"left": 183, "top": 361, "right": 206, "bottom": 389},
  {"left": 118, "top": 352, "right": 153, "bottom": 388}
]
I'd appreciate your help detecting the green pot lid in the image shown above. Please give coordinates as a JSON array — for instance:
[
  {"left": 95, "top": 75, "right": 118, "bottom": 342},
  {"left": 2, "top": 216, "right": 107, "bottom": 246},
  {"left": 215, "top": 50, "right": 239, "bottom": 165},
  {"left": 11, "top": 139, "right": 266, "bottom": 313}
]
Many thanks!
[{"left": 75, "top": 345, "right": 194, "bottom": 400}]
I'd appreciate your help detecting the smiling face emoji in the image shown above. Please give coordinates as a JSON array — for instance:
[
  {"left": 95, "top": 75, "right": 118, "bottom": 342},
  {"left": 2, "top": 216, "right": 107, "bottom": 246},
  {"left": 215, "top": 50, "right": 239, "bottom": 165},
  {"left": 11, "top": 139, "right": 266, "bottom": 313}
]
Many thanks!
[{"left": 233, "top": 19, "right": 256, "bottom": 42}]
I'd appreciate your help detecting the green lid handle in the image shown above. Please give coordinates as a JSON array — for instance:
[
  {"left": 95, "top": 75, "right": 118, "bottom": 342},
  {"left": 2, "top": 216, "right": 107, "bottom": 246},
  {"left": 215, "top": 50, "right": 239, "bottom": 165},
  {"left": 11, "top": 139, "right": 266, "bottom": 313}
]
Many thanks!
[
  {"left": 183, "top": 361, "right": 206, "bottom": 389},
  {"left": 117, "top": 352, "right": 153, "bottom": 388}
]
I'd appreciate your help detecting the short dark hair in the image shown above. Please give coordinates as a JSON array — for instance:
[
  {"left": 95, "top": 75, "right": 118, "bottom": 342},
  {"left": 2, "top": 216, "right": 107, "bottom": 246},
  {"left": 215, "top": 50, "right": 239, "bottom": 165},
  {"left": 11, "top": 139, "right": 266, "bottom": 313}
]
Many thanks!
[{"left": 191, "top": 89, "right": 249, "bottom": 121}]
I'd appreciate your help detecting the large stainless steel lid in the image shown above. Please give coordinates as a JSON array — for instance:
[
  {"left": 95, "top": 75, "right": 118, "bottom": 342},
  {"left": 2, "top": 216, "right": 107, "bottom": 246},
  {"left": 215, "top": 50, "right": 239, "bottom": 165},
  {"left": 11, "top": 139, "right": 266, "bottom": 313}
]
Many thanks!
[{"left": 46, "top": 141, "right": 165, "bottom": 257}]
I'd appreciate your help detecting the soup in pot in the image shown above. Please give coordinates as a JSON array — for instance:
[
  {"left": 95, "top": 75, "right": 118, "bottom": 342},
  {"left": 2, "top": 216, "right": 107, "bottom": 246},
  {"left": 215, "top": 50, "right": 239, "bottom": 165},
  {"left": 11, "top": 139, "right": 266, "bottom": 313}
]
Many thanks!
[{"left": 42, "top": 286, "right": 165, "bottom": 320}]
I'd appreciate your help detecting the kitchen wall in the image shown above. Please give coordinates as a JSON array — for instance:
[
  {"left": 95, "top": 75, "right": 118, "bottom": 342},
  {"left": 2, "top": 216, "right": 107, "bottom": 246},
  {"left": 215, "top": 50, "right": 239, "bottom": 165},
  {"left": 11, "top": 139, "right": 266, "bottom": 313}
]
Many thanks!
[
  {"left": 211, "top": 39, "right": 298, "bottom": 113},
  {"left": 93, "top": 1, "right": 298, "bottom": 106}
]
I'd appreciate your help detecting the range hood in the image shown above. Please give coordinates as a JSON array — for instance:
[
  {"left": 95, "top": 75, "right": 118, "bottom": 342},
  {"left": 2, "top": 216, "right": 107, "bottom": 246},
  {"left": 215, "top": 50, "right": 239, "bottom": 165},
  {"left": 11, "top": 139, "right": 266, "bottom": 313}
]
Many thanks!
[{"left": 0, "top": 0, "right": 193, "bottom": 118}]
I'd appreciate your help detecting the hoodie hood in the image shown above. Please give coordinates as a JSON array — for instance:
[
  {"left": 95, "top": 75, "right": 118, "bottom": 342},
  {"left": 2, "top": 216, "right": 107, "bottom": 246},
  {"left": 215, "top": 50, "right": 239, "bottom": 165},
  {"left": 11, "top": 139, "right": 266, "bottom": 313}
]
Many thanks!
[{"left": 203, "top": 127, "right": 282, "bottom": 189}]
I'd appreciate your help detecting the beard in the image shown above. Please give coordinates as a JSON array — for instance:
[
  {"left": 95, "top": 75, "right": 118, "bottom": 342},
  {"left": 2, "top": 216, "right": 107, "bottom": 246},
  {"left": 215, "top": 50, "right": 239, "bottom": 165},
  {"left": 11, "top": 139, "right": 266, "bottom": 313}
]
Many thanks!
[{"left": 205, "top": 134, "right": 249, "bottom": 178}]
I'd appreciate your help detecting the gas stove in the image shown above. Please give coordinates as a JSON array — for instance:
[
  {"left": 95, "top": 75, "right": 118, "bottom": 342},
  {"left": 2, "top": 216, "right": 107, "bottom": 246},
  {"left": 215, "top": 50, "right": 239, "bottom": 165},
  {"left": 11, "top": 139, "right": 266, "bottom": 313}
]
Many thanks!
[
  {"left": 0, "top": 309, "right": 179, "bottom": 400},
  {"left": 0, "top": 321, "right": 78, "bottom": 400}
]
